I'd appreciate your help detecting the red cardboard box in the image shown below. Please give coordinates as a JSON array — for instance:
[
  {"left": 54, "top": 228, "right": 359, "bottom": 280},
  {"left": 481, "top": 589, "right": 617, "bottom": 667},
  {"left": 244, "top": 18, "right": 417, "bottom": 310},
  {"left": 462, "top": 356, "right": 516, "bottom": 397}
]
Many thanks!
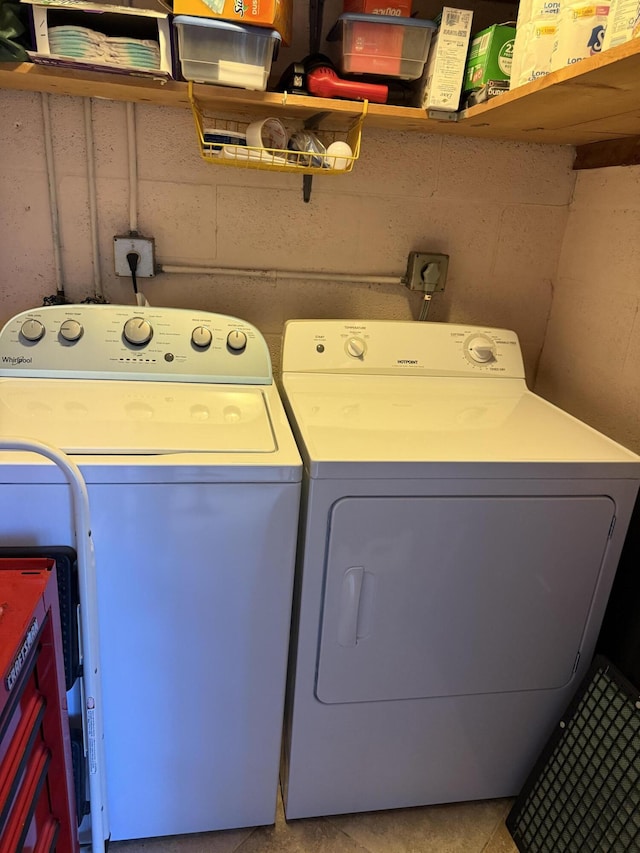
[
  {"left": 343, "top": 0, "right": 412, "bottom": 15},
  {"left": 347, "top": 20, "right": 403, "bottom": 74}
]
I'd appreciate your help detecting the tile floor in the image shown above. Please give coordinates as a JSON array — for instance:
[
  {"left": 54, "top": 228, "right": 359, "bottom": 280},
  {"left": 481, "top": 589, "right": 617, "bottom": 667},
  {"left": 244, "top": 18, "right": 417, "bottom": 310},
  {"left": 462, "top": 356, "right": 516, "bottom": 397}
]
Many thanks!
[{"left": 110, "top": 792, "right": 519, "bottom": 853}]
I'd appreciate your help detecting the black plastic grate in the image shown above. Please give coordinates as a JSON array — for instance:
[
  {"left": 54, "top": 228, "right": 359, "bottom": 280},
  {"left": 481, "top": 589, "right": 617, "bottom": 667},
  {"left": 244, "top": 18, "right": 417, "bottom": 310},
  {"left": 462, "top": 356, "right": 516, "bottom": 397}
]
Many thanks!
[{"left": 507, "top": 657, "right": 640, "bottom": 853}]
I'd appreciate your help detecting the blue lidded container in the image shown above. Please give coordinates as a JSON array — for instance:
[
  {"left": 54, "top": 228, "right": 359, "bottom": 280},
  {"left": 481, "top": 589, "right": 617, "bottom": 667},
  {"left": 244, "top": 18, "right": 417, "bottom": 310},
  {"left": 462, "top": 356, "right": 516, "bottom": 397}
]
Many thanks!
[
  {"left": 327, "top": 13, "right": 437, "bottom": 80},
  {"left": 173, "top": 16, "right": 281, "bottom": 90}
]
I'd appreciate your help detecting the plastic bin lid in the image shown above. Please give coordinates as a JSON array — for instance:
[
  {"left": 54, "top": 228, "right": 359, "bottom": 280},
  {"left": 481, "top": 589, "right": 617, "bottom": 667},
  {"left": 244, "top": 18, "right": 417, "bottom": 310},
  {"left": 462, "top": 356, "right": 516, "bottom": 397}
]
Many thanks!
[
  {"left": 328, "top": 12, "right": 437, "bottom": 40},
  {"left": 173, "top": 15, "right": 282, "bottom": 41}
]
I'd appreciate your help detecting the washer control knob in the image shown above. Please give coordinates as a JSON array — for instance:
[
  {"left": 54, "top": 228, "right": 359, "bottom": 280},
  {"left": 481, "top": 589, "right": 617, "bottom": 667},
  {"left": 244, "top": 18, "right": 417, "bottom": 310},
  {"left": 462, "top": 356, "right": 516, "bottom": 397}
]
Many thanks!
[
  {"left": 20, "top": 319, "right": 45, "bottom": 342},
  {"left": 467, "top": 335, "right": 496, "bottom": 363},
  {"left": 346, "top": 337, "right": 366, "bottom": 358},
  {"left": 123, "top": 317, "right": 153, "bottom": 346},
  {"left": 59, "top": 319, "right": 84, "bottom": 342},
  {"left": 227, "top": 330, "right": 247, "bottom": 352},
  {"left": 192, "top": 326, "right": 213, "bottom": 349}
]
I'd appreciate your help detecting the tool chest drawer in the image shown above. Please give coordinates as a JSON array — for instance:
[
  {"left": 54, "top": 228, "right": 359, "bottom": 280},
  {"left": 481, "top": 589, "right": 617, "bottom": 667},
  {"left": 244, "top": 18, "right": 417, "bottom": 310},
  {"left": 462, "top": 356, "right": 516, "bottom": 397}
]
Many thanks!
[{"left": 0, "top": 561, "right": 78, "bottom": 853}]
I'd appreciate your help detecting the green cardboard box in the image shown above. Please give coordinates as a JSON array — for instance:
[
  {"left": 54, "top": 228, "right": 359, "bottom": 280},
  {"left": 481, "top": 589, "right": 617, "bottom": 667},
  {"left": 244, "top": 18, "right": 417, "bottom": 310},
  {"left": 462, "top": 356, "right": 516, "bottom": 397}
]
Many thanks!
[{"left": 463, "top": 23, "right": 515, "bottom": 99}]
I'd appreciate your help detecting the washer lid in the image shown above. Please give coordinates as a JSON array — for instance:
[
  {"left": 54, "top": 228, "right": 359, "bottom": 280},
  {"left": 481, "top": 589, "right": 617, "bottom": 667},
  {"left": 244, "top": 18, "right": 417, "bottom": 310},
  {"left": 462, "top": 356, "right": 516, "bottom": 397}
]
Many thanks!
[
  {"left": 0, "top": 379, "right": 277, "bottom": 454},
  {"left": 282, "top": 374, "right": 640, "bottom": 467}
]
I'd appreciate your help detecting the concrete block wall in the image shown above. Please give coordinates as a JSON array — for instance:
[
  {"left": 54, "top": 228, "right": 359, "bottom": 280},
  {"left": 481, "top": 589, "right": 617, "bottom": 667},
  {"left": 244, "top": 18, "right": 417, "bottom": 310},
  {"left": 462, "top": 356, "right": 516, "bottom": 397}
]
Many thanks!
[
  {"left": 535, "top": 166, "right": 640, "bottom": 455},
  {"left": 0, "top": 88, "right": 574, "bottom": 381}
]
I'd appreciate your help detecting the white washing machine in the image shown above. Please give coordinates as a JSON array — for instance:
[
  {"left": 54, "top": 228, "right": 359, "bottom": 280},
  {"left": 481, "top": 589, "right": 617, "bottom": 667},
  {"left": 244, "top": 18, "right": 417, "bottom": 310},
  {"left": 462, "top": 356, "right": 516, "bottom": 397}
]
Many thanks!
[
  {"left": 0, "top": 304, "right": 301, "bottom": 841},
  {"left": 279, "top": 319, "right": 640, "bottom": 820}
]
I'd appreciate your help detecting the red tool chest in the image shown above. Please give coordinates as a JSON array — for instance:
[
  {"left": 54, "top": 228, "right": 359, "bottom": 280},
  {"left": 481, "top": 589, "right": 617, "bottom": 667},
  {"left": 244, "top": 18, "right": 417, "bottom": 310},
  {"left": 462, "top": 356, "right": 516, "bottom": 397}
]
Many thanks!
[{"left": 0, "top": 559, "right": 79, "bottom": 853}]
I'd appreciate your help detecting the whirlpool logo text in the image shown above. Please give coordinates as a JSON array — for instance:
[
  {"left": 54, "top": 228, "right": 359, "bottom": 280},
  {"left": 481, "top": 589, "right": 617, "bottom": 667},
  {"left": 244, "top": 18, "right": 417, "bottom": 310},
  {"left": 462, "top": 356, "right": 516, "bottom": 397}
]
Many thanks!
[{"left": 2, "top": 355, "right": 33, "bottom": 365}]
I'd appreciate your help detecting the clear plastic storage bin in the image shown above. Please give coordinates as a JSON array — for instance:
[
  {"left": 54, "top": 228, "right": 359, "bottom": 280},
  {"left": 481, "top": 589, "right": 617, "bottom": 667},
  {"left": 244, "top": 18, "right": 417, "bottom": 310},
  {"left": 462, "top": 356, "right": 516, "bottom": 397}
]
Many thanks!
[
  {"left": 328, "top": 13, "right": 436, "bottom": 80},
  {"left": 173, "top": 16, "right": 281, "bottom": 90}
]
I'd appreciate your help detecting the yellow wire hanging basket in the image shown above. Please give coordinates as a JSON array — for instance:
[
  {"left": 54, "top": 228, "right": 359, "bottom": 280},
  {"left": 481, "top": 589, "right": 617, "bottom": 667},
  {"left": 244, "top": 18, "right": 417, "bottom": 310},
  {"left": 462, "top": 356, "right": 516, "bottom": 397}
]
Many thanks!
[{"left": 188, "top": 82, "right": 367, "bottom": 175}]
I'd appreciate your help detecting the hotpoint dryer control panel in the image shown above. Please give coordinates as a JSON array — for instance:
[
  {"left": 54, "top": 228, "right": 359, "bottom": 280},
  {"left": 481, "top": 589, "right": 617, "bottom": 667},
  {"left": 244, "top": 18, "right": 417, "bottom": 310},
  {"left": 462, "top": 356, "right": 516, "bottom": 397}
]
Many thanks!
[{"left": 281, "top": 320, "right": 525, "bottom": 378}]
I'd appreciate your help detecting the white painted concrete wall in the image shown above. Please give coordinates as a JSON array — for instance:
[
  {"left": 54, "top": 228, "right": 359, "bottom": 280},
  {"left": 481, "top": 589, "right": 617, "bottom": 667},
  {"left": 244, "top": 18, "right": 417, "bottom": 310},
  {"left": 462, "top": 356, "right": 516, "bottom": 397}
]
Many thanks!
[
  {"left": 0, "top": 89, "right": 573, "bottom": 381},
  {"left": 535, "top": 166, "right": 640, "bottom": 455}
]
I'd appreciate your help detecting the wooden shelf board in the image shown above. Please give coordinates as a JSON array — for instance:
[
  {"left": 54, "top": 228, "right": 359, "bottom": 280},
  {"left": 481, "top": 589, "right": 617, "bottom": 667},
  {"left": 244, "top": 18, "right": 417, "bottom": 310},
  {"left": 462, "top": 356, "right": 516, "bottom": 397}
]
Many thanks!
[
  {"left": 459, "top": 37, "right": 640, "bottom": 144},
  {"left": 2, "top": 35, "right": 640, "bottom": 146}
]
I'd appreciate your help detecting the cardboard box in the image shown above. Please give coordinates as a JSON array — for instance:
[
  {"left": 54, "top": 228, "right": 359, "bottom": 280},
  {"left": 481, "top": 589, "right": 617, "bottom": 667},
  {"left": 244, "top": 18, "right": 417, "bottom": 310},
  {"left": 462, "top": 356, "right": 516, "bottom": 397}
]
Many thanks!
[
  {"left": 463, "top": 78, "right": 509, "bottom": 106},
  {"left": 464, "top": 23, "right": 515, "bottom": 96},
  {"left": 417, "top": 7, "right": 473, "bottom": 111},
  {"left": 603, "top": 0, "right": 640, "bottom": 49},
  {"left": 343, "top": 0, "right": 412, "bottom": 15},
  {"left": 346, "top": 19, "right": 404, "bottom": 75},
  {"left": 172, "top": 0, "right": 292, "bottom": 45},
  {"left": 23, "top": 0, "right": 173, "bottom": 79}
]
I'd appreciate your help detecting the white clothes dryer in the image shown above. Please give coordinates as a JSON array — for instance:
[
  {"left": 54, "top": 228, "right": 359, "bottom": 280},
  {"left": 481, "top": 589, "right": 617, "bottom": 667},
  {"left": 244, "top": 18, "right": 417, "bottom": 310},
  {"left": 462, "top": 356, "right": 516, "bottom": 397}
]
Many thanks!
[
  {"left": 279, "top": 319, "right": 640, "bottom": 820},
  {"left": 0, "top": 304, "right": 301, "bottom": 841}
]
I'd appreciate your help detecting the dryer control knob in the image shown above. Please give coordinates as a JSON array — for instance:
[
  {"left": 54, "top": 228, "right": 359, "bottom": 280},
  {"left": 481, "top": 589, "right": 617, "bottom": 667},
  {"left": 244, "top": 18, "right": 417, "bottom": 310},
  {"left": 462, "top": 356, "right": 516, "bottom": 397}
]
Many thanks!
[
  {"left": 20, "top": 319, "right": 45, "bottom": 342},
  {"left": 466, "top": 336, "right": 496, "bottom": 363},
  {"left": 123, "top": 317, "right": 153, "bottom": 346},
  {"left": 192, "top": 326, "right": 213, "bottom": 349},
  {"left": 227, "top": 330, "right": 247, "bottom": 352},
  {"left": 346, "top": 337, "right": 366, "bottom": 359},
  {"left": 59, "top": 319, "right": 84, "bottom": 342}
]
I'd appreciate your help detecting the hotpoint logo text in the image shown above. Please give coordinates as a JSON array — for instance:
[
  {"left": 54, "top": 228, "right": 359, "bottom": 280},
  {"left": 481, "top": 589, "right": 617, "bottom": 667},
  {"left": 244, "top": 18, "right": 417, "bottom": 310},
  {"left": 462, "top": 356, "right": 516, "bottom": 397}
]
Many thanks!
[{"left": 397, "top": 359, "right": 418, "bottom": 365}]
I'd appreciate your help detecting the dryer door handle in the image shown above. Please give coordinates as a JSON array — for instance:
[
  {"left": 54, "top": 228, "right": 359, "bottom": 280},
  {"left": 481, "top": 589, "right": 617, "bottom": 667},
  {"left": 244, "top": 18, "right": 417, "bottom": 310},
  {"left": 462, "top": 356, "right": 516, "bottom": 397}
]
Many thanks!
[{"left": 338, "top": 567, "right": 364, "bottom": 647}]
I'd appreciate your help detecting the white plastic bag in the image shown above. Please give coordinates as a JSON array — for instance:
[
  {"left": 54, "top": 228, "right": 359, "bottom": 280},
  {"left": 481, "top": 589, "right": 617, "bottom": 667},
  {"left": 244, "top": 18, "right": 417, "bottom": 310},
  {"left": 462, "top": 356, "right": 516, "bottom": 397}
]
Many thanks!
[
  {"left": 510, "top": 0, "right": 560, "bottom": 88},
  {"left": 550, "top": 2, "right": 610, "bottom": 70}
]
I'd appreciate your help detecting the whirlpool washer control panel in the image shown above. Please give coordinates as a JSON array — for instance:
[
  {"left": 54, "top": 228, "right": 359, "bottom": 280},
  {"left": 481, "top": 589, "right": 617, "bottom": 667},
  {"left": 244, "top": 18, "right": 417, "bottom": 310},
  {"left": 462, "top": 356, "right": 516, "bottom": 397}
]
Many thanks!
[
  {"left": 281, "top": 320, "right": 525, "bottom": 378},
  {"left": 0, "top": 305, "right": 272, "bottom": 384}
]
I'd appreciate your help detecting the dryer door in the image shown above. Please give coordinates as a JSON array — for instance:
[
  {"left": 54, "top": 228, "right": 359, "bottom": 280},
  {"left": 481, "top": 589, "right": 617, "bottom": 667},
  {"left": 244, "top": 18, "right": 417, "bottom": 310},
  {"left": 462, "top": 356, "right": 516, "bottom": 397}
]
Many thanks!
[{"left": 315, "top": 495, "right": 615, "bottom": 704}]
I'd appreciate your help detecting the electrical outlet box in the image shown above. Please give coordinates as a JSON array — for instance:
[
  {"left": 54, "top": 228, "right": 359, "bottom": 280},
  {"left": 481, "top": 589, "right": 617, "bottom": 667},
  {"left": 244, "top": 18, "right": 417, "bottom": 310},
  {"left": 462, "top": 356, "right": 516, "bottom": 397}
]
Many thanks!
[
  {"left": 405, "top": 252, "right": 449, "bottom": 293},
  {"left": 114, "top": 235, "right": 156, "bottom": 278}
]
